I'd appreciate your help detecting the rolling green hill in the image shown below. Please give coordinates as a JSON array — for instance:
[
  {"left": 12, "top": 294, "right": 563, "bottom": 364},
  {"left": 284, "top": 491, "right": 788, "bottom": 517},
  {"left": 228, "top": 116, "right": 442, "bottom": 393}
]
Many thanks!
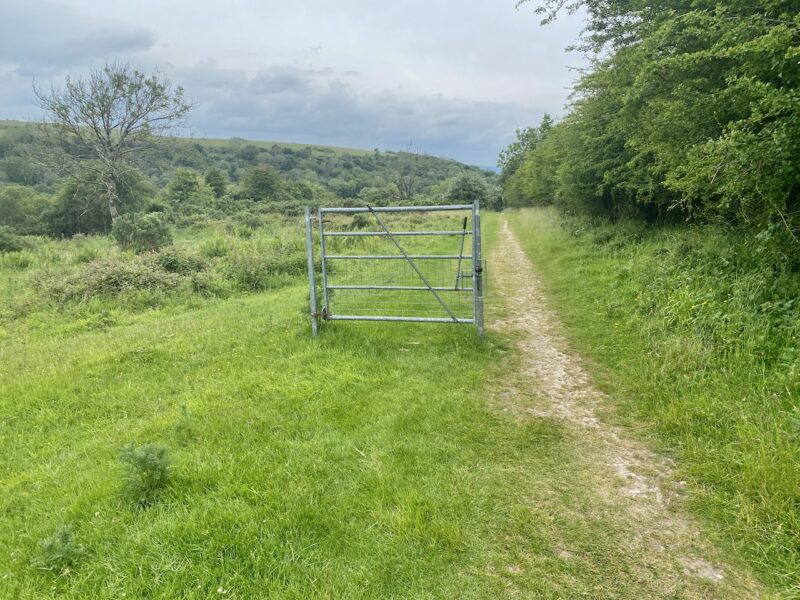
[{"left": 0, "top": 119, "right": 492, "bottom": 197}]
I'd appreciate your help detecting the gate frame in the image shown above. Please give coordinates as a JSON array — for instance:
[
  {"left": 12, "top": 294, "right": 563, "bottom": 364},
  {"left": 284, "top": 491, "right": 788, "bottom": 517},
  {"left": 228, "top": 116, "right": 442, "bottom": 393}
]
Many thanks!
[{"left": 305, "top": 202, "right": 484, "bottom": 338}]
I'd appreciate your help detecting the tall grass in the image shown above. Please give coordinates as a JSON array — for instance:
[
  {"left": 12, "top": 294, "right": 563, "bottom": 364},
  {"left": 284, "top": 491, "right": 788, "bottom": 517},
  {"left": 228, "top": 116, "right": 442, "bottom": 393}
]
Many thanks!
[
  {"left": 508, "top": 208, "right": 800, "bottom": 593},
  {"left": 0, "top": 216, "right": 315, "bottom": 335}
]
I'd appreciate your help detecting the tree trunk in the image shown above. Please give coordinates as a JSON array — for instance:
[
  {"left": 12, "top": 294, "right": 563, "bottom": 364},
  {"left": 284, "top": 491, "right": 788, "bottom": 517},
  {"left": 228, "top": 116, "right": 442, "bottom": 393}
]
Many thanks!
[{"left": 106, "top": 179, "right": 120, "bottom": 223}]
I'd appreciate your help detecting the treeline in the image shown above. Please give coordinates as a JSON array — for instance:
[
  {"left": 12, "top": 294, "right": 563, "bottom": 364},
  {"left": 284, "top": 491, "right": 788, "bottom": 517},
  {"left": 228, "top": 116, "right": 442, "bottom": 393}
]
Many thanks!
[
  {"left": 0, "top": 120, "right": 498, "bottom": 242},
  {"left": 501, "top": 1, "right": 799, "bottom": 248}
]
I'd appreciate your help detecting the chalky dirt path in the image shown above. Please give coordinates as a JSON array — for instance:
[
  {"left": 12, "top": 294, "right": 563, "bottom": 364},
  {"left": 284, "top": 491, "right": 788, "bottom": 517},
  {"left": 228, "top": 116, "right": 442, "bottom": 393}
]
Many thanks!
[{"left": 488, "top": 217, "right": 766, "bottom": 598}]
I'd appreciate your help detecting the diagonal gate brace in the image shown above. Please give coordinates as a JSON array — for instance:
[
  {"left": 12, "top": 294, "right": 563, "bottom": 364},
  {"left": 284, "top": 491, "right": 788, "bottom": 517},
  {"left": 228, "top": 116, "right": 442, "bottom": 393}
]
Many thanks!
[{"left": 367, "top": 206, "right": 459, "bottom": 323}]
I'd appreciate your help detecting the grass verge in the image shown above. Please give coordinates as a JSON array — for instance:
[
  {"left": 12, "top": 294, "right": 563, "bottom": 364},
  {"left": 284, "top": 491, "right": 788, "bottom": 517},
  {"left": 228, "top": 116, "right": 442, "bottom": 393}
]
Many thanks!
[{"left": 507, "top": 207, "right": 800, "bottom": 595}]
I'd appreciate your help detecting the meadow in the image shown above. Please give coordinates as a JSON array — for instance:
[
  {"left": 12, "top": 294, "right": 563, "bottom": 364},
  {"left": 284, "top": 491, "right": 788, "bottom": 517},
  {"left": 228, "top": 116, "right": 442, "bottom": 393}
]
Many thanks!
[
  {"left": 1, "top": 207, "right": 796, "bottom": 598},
  {"left": 1, "top": 212, "right": 505, "bottom": 598}
]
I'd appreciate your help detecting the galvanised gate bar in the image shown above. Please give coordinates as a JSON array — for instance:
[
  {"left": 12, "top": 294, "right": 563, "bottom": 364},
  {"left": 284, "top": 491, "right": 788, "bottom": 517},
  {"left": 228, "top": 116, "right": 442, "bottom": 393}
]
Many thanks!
[{"left": 304, "top": 203, "right": 485, "bottom": 338}]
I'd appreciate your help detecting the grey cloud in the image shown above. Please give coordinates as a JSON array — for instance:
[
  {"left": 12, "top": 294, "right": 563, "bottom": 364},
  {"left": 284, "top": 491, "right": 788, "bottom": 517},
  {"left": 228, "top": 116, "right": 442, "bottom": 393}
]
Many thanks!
[
  {"left": 0, "top": 0, "right": 155, "bottom": 72},
  {"left": 176, "top": 63, "right": 541, "bottom": 165},
  {"left": 0, "top": 0, "right": 572, "bottom": 165}
]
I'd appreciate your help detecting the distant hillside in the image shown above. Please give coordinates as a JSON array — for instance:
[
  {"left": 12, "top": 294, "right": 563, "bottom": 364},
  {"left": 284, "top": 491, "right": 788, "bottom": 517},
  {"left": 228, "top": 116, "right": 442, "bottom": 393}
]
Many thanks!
[{"left": 0, "top": 119, "right": 494, "bottom": 200}]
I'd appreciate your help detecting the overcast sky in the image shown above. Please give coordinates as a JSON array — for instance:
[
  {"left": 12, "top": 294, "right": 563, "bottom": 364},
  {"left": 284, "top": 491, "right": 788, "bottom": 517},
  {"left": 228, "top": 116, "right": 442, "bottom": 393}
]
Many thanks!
[{"left": 0, "top": 0, "right": 586, "bottom": 166}]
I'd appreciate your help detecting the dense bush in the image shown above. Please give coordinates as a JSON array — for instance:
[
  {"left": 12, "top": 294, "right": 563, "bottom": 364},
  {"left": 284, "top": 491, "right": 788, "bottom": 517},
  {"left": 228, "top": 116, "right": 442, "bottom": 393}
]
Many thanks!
[
  {"left": 112, "top": 213, "right": 173, "bottom": 252},
  {"left": 0, "top": 185, "right": 52, "bottom": 235},
  {"left": 225, "top": 245, "right": 307, "bottom": 291},
  {"left": 0, "top": 226, "right": 28, "bottom": 252},
  {"left": 46, "top": 170, "right": 154, "bottom": 237},
  {"left": 239, "top": 164, "right": 282, "bottom": 200},
  {"left": 199, "top": 236, "right": 230, "bottom": 258},
  {"left": 203, "top": 166, "right": 227, "bottom": 198},
  {"left": 50, "top": 258, "right": 180, "bottom": 303},
  {"left": 447, "top": 173, "right": 492, "bottom": 206},
  {"left": 151, "top": 247, "right": 207, "bottom": 274},
  {"left": 162, "top": 168, "right": 216, "bottom": 214}
]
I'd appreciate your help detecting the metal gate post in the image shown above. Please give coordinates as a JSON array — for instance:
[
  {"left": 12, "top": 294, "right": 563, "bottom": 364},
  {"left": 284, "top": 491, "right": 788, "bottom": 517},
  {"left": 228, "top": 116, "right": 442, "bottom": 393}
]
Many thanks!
[
  {"left": 472, "top": 200, "right": 484, "bottom": 339},
  {"left": 317, "top": 207, "right": 330, "bottom": 316},
  {"left": 304, "top": 207, "right": 319, "bottom": 336}
]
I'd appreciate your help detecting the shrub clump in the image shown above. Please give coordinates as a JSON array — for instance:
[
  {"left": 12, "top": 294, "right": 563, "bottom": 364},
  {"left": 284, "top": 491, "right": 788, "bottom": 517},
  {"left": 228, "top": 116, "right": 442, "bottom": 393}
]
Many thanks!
[
  {"left": 32, "top": 525, "right": 85, "bottom": 575},
  {"left": 0, "top": 225, "right": 29, "bottom": 253},
  {"left": 112, "top": 213, "right": 173, "bottom": 253},
  {"left": 120, "top": 443, "right": 171, "bottom": 506},
  {"left": 50, "top": 258, "right": 180, "bottom": 303},
  {"left": 350, "top": 214, "right": 370, "bottom": 230},
  {"left": 151, "top": 247, "right": 207, "bottom": 275},
  {"left": 224, "top": 248, "right": 306, "bottom": 291},
  {"left": 199, "top": 236, "right": 230, "bottom": 258}
]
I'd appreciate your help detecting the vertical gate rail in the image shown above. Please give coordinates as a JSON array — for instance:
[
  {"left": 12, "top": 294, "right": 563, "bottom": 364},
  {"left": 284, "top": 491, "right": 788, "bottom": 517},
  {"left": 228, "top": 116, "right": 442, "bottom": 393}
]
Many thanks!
[
  {"left": 304, "top": 207, "right": 319, "bottom": 336},
  {"left": 304, "top": 202, "right": 485, "bottom": 338}
]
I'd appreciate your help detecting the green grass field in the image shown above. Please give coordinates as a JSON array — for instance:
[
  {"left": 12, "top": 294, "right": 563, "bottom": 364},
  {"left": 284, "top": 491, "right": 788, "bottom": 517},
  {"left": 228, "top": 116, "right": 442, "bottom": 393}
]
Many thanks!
[
  {"left": 0, "top": 214, "right": 570, "bottom": 599},
  {"left": 1, "top": 208, "right": 795, "bottom": 597}
]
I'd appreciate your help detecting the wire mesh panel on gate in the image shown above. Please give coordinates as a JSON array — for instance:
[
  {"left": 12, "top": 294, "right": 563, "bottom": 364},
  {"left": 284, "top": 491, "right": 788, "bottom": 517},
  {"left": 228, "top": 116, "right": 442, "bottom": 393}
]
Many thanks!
[{"left": 304, "top": 203, "right": 485, "bottom": 337}]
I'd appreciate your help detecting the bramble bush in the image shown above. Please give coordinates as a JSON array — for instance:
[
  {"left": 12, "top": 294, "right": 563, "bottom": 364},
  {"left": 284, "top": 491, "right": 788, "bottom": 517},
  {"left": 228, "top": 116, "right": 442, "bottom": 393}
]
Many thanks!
[
  {"left": 50, "top": 258, "right": 180, "bottom": 303},
  {"left": 112, "top": 213, "right": 173, "bottom": 253},
  {"left": 152, "top": 247, "right": 207, "bottom": 275}
]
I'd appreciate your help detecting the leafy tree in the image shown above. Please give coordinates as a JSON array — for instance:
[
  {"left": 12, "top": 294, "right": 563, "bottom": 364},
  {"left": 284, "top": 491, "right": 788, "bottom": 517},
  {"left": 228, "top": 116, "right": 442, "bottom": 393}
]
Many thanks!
[
  {"left": 498, "top": 113, "right": 553, "bottom": 180},
  {"left": 509, "top": 2, "right": 800, "bottom": 238},
  {"left": 501, "top": 114, "right": 557, "bottom": 208},
  {"left": 204, "top": 167, "right": 227, "bottom": 198},
  {"left": 240, "top": 164, "right": 281, "bottom": 200},
  {"left": 0, "top": 185, "right": 52, "bottom": 235},
  {"left": 0, "top": 156, "right": 45, "bottom": 186},
  {"left": 237, "top": 144, "right": 259, "bottom": 163},
  {"left": 162, "top": 169, "right": 215, "bottom": 213},
  {"left": 47, "top": 168, "right": 154, "bottom": 236},
  {"left": 358, "top": 183, "right": 401, "bottom": 206},
  {"left": 447, "top": 173, "right": 490, "bottom": 205},
  {"left": 35, "top": 61, "right": 191, "bottom": 223},
  {"left": 395, "top": 146, "right": 420, "bottom": 203}
]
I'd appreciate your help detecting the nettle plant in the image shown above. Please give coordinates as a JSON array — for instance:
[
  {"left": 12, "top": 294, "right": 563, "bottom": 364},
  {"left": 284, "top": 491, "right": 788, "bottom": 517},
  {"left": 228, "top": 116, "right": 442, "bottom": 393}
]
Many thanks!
[{"left": 119, "top": 443, "right": 172, "bottom": 506}]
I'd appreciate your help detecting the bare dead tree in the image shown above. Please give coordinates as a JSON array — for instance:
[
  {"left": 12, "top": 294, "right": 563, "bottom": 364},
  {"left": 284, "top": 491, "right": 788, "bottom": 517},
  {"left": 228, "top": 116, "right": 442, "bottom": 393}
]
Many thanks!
[{"left": 34, "top": 61, "right": 192, "bottom": 222}]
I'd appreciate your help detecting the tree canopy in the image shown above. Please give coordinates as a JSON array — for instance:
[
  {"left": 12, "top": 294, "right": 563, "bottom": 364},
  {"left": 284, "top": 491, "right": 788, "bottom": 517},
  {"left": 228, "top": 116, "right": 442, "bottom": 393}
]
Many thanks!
[
  {"left": 35, "top": 61, "right": 191, "bottom": 222},
  {"left": 504, "top": 1, "right": 800, "bottom": 242}
]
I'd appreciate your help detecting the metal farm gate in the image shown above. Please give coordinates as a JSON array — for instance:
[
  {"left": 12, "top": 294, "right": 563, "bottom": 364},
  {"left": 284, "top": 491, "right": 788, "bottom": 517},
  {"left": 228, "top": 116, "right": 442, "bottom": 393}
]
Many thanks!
[{"left": 304, "top": 203, "right": 485, "bottom": 338}]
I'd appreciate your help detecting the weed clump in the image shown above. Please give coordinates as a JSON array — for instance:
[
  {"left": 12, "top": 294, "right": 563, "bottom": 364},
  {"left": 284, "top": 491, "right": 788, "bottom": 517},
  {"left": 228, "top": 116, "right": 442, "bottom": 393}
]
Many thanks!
[
  {"left": 199, "top": 236, "right": 231, "bottom": 258},
  {"left": 225, "top": 248, "right": 306, "bottom": 291},
  {"left": 32, "top": 525, "right": 85, "bottom": 575},
  {"left": 0, "top": 249, "right": 35, "bottom": 270},
  {"left": 120, "top": 443, "right": 171, "bottom": 506}
]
